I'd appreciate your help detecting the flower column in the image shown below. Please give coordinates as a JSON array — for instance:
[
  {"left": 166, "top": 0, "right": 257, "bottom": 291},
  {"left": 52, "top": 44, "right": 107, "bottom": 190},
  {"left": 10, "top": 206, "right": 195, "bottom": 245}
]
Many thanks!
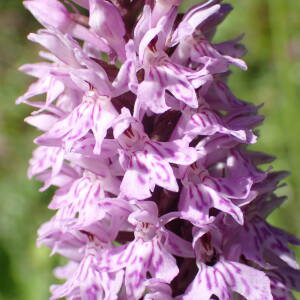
[{"left": 18, "top": 0, "right": 300, "bottom": 299}]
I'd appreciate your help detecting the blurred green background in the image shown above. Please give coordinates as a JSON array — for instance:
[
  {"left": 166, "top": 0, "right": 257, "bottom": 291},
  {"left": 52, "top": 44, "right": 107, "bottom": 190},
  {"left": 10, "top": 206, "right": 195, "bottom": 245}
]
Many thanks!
[{"left": 0, "top": 0, "right": 299, "bottom": 299}]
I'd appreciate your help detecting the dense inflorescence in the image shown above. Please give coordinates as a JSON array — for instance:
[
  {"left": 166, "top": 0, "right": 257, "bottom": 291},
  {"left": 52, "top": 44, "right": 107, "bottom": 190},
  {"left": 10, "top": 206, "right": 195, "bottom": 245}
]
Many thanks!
[{"left": 18, "top": 0, "right": 300, "bottom": 299}]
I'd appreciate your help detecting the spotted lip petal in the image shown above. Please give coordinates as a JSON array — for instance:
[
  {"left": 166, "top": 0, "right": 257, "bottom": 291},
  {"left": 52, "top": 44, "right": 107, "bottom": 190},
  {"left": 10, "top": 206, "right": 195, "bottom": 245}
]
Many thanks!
[
  {"left": 47, "top": 169, "right": 125, "bottom": 230},
  {"left": 115, "top": 109, "right": 197, "bottom": 199},
  {"left": 238, "top": 216, "right": 300, "bottom": 269},
  {"left": 182, "top": 260, "right": 273, "bottom": 300},
  {"left": 50, "top": 244, "right": 124, "bottom": 300},
  {"left": 28, "top": 146, "right": 65, "bottom": 191},
  {"left": 35, "top": 92, "right": 118, "bottom": 155},
  {"left": 134, "top": 9, "right": 213, "bottom": 113},
  {"left": 97, "top": 205, "right": 180, "bottom": 299},
  {"left": 137, "top": 60, "right": 199, "bottom": 114},
  {"left": 179, "top": 180, "right": 244, "bottom": 226},
  {"left": 183, "top": 107, "right": 251, "bottom": 143}
]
